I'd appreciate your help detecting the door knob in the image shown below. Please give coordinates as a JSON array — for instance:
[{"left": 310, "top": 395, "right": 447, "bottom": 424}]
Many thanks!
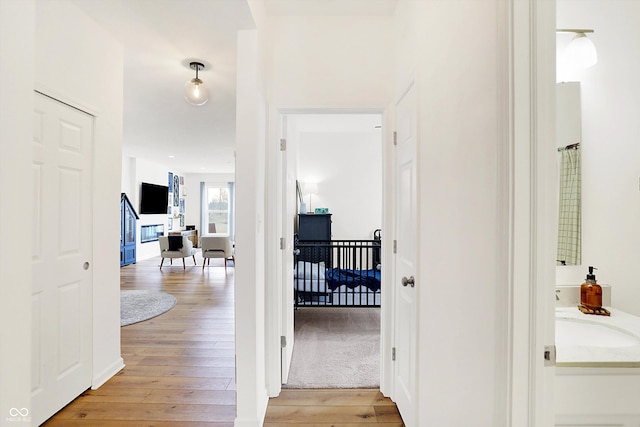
[{"left": 401, "top": 276, "right": 415, "bottom": 287}]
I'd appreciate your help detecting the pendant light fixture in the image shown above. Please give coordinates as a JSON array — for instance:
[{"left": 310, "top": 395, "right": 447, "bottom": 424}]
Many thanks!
[
  {"left": 557, "top": 29, "right": 598, "bottom": 69},
  {"left": 184, "top": 61, "right": 209, "bottom": 106}
]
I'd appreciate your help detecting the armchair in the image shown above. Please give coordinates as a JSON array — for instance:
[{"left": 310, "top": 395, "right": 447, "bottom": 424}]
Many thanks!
[
  {"left": 201, "top": 236, "right": 234, "bottom": 271},
  {"left": 159, "top": 235, "right": 197, "bottom": 269}
]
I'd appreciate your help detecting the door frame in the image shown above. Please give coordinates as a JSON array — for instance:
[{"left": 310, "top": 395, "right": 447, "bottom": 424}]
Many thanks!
[
  {"left": 508, "top": 0, "right": 557, "bottom": 424},
  {"left": 278, "top": 114, "right": 296, "bottom": 385},
  {"left": 264, "top": 107, "right": 388, "bottom": 396}
]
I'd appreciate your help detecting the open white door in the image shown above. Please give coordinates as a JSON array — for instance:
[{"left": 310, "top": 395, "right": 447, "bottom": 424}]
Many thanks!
[
  {"left": 393, "top": 82, "right": 417, "bottom": 426},
  {"left": 31, "top": 92, "right": 93, "bottom": 425},
  {"left": 280, "top": 116, "right": 297, "bottom": 383}
]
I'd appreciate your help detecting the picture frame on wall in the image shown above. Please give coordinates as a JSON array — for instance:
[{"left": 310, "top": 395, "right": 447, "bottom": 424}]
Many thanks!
[
  {"left": 179, "top": 198, "right": 185, "bottom": 213},
  {"left": 168, "top": 217, "right": 172, "bottom": 230},
  {"left": 168, "top": 172, "right": 173, "bottom": 188},
  {"left": 180, "top": 214, "right": 185, "bottom": 227},
  {"left": 173, "top": 175, "right": 179, "bottom": 206}
]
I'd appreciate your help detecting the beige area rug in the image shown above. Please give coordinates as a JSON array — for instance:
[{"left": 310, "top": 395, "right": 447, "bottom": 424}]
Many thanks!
[
  {"left": 284, "top": 307, "right": 380, "bottom": 389},
  {"left": 120, "top": 290, "right": 177, "bottom": 327}
]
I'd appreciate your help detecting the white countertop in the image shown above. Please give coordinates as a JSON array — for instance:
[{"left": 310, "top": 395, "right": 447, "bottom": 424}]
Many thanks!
[{"left": 556, "top": 307, "right": 640, "bottom": 367}]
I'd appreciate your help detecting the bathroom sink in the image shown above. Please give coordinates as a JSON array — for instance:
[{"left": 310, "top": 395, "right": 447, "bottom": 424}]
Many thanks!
[{"left": 556, "top": 318, "right": 640, "bottom": 348}]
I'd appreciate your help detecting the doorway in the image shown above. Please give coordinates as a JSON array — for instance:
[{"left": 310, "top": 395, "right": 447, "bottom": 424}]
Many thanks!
[{"left": 281, "top": 113, "right": 384, "bottom": 389}]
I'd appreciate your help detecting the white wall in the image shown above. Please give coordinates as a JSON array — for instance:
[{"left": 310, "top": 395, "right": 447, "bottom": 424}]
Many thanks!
[
  {"left": 298, "top": 130, "right": 382, "bottom": 239},
  {"left": 0, "top": 1, "right": 35, "bottom": 421},
  {"left": 556, "top": 0, "right": 640, "bottom": 316},
  {"left": 266, "top": 9, "right": 518, "bottom": 425},
  {"left": 234, "top": 28, "right": 269, "bottom": 427},
  {"left": 34, "top": 0, "right": 125, "bottom": 389},
  {"left": 393, "top": 1, "right": 507, "bottom": 424},
  {"left": 122, "top": 157, "right": 184, "bottom": 261},
  {"left": 121, "top": 156, "right": 136, "bottom": 200},
  {"left": 2, "top": 0, "right": 125, "bottom": 417},
  {"left": 246, "top": 1, "right": 556, "bottom": 425},
  {"left": 270, "top": 15, "right": 393, "bottom": 108}
]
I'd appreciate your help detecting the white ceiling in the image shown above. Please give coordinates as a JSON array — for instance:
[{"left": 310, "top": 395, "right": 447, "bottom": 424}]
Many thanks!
[{"left": 70, "top": 0, "right": 397, "bottom": 174}]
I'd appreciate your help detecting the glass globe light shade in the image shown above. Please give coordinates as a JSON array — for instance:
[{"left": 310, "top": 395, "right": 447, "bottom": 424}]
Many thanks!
[
  {"left": 565, "top": 33, "right": 598, "bottom": 69},
  {"left": 184, "top": 77, "right": 209, "bottom": 106}
]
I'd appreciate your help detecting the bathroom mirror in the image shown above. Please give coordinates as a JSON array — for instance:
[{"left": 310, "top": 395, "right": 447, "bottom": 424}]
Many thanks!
[{"left": 556, "top": 82, "right": 582, "bottom": 266}]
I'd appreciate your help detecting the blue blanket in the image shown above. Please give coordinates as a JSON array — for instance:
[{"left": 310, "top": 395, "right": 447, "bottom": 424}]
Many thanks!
[{"left": 325, "top": 268, "right": 381, "bottom": 292}]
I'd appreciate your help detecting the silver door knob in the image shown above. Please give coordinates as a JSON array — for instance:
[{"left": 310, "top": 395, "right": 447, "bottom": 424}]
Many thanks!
[{"left": 401, "top": 276, "right": 415, "bottom": 287}]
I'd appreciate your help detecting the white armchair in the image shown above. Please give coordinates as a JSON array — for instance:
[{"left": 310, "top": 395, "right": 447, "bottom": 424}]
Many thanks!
[
  {"left": 159, "top": 235, "right": 197, "bottom": 269},
  {"left": 201, "top": 236, "right": 234, "bottom": 271}
]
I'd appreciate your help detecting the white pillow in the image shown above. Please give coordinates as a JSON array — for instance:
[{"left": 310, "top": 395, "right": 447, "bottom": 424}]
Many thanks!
[{"left": 294, "top": 261, "right": 325, "bottom": 279}]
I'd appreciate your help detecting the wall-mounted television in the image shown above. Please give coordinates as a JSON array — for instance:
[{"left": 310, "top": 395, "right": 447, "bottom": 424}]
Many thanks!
[{"left": 140, "top": 182, "right": 169, "bottom": 214}]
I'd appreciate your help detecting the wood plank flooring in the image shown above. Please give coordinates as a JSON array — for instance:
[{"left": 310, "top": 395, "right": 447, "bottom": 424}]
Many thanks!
[
  {"left": 42, "top": 256, "right": 403, "bottom": 426},
  {"left": 265, "top": 389, "right": 404, "bottom": 426}
]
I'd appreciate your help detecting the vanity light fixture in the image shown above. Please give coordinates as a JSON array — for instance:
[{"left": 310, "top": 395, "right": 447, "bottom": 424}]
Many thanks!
[
  {"left": 184, "top": 61, "right": 209, "bottom": 106},
  {"left": 557, "top": 29, "right": 598, "bottom": 69}
]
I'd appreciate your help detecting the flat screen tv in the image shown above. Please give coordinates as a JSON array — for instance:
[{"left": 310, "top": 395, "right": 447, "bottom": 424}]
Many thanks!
[{"left": 140, "top": 182, "right": 169, "bottom": 214}]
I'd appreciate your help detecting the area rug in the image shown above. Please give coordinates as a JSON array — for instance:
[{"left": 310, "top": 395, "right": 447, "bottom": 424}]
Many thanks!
[
  {"left": 284, "top": 307, "right": 380, "bottom": 389},
  {"left": 120, "top": 290, "right": 177, "bottom": 327}
]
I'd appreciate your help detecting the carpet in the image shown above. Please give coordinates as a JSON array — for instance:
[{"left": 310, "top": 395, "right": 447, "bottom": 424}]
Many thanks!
[
  {"left": 120, "top": 290, "right": 177, "bottom": 327},
  {"left": 284, "top": 307, "right": 380, "bottom": 389}
]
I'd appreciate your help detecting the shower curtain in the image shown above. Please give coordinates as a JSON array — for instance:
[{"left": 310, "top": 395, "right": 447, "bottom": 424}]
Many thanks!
[{"left": 557, "top": 147, "right": 581, "bottom": 265}]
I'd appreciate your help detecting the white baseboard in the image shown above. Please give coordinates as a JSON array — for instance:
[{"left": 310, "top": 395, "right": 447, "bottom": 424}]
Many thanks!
[
  {"left": 234, "top": 419, "right": 262, "bottom": 427},
  {"left": 234, "top": 390, "right": 269, "bottom": 427},
  {"left": 91, "top": 357, "right": 125, "bottom": 389}
]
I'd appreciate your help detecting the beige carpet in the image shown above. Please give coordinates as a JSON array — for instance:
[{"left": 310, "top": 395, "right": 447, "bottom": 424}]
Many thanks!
[{"left": 284, "top": 307, "right": 380, "bottom": 389}]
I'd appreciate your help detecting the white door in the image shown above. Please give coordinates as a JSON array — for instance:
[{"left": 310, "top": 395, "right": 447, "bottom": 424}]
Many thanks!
[
  {"left": 280, "top": 117, "right": 296, "bottom": 383},
  {"left": 282, "top": 116, "right": 298, "bottom": 384},
  {"left": 393, "top": 83, "right": 418, "bottom": 426},
  {"left": 31, "top": 92, "right": 93, "bottom": 425}
]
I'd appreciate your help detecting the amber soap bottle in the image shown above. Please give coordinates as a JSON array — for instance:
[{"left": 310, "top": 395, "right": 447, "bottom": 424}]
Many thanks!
[{"left": 580, "top": 266, "right": 602, "bottom": 309}]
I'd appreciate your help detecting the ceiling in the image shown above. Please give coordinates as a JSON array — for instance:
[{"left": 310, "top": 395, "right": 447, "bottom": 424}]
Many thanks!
[{"left": 71, "top": 0, "right": 397, "bottom": 175}]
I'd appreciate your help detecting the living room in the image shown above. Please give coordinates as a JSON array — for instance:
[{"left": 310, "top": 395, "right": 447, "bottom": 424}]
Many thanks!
[{"left": 121, "top": 157, "right": 235, "bottom": 262}]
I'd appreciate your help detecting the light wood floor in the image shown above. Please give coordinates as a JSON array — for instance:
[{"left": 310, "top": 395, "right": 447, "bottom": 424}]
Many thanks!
[
  {"left": 265, "top": 389, "right": 403, "bottom": 426},
  {"left": 43, "top": 256, "right": 403, "bottom": 426}
]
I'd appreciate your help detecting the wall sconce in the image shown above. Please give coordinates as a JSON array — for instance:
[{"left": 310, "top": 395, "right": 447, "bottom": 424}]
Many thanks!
[
  {"left": 184, "top": 61, "right": 209, "bottom": 106},
  {"left": 557, "top": 29, "right": 598, "bottom": 69}
]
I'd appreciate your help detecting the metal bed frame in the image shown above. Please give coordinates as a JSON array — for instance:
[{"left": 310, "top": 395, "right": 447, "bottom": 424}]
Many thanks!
[{"left": 294, "top": 237, "right": 381, "bottom": 308}]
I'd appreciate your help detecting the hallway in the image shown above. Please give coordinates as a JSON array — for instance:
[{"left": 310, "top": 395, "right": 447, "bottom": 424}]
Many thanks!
[
  {"left": 42, "top": 256, "right": 401, "bottom": 426},
  {"left": 44, "top": 256, "right": 236, "bottom": 426}
]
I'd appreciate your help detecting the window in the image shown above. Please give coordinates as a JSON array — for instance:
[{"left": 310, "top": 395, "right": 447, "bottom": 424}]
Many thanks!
[
  {"left": 206, "top": 185, "right": 229, "bottom": 234},
  {"left": 200, "top": 181, "right": 234, "bottom": 241}
]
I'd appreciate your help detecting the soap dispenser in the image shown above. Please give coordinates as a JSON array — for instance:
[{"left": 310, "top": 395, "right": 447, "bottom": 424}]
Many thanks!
[{"left": 579, "top": 266, "right": 609, "bottom": 315}]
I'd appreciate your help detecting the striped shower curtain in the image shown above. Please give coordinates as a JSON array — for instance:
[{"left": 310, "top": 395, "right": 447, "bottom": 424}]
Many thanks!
[{"left": 557, "top": 147, "right": 581, "bottom": 265}]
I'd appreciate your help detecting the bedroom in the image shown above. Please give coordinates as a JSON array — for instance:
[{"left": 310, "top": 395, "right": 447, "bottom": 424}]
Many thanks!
[{"left": 286, "top": 112, "right": 383, "bottom": 388}]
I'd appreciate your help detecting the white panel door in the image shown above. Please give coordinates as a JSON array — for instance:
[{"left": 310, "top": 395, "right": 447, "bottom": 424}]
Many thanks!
[
  {"left": 31, "top": 92, "right": 93, "bottom": 425},
  {"left": 281, "top": 117, "right": 296, "bottom": 383},
  {"left": 393, "top": 83, "right": 417, "bottom": 426}
]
